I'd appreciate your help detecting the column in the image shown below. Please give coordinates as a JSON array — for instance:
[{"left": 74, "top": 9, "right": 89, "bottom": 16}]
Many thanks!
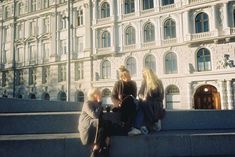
[
  {"left": 212, "top": 5, "right": 218, "bottom": 33},
  {"left": 183, "top": 10, "right": 190, "bottom": 41},
  {"left": 136, "top": 0, "right": 140, "bottom": 16},
  {"left": 223, "top": 3, "right": 229, "bottom": 29},
  {"left": 188, "top": 82, "right": 192, "bottom": 109},
  {"left": 84, "top": 3, "right": 91, "bottom": 51},
  {"left": 219, "top": 80, "right": 226, "bottom": 110},
  {"left": 154, "top": 0, "right": 160, "bottom": 12},
  {"left": 226, "top": 80, "right": 234, "bottom": 110}
]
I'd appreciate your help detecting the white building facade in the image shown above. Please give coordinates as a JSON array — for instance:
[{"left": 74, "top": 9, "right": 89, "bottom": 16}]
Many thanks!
[{"left": 0, "top": 0, "right": 235, "bottom": 110}]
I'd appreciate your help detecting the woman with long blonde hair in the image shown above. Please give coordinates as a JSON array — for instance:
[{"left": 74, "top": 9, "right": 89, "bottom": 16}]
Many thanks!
[{"left": 138, "top": 68, "right": 164, "bottom": 133}]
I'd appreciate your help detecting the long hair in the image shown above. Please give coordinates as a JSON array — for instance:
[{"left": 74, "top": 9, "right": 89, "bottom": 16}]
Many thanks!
[
  {"left": 119, "top": 65, "right": 131, "bottom": 81},
  {"left": 143, "top": 68, "right": 160, "bottom": 91}
]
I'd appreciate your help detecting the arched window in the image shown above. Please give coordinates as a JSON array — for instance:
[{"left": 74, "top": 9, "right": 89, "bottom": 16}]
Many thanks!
[
  {"left": 162, "top": 0, "right": 174, "bottom": 6},
  {"left": 29, "top": 93, "right": 36, "bottom": 99},
  {"left": 144, "top": 22, "right": 155, "bottom": 42},
  {"left": 101, "top": 60, "right": 111, "bottom": 79},
  {"left": 17, "top": 2, "right": 24, "bottom": 16},
  {"left": 197, "top": 48, "right": 211, "bottom": 71},
  {"left": 77, "top": 9, "right": 83, "bottom": 26},
  {"left": 164, "top": 19, "right": 176, "bottom": 39},
  {"left": 58, "top": 91, "right": 66, "bottom": 101},
  {"left": 101, "top": 2, "right": 110, "bottom": 18},
  {"left": 165, "top": 52, "right": 178, "bottom": 74},
  {"left": 126, "top": 57, "right": 137, "bottom": 76},
  {"left": 101, "top": 31, "right": 111, "bottom": 48},
  {"left": 42, "top": 92, "right": 50, "bottom": 100},
  {"left": 5, "top": 6, "right": 10, "bottom": 18},
  {"left": 145, "top": 54, "right": 156, "bottom": 72},
  {"left": 195, "top": 12, "right": 209, "bottom": 33},
  {"left": 166, "top": 85, "right": 180, "bottom": 110},
  {"left": 124, "top": 0, "right": 135, "bottom": 14},
  {"left": 76, "top": 91, "right": 84, "bottom": 103},
  {"left": 125, "top": 26, "right": 136, "bottom": 45},
  {"left": 143, "top": 0, "right": 154, "bottom": 10}
]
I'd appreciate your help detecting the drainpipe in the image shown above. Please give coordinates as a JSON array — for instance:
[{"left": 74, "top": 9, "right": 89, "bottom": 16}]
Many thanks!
[
  {"left": 66, "top": 0, "right": 71, "bottom": 101},
  {"left": 12, "top": 0, "right": 17, "bottom": 98}
]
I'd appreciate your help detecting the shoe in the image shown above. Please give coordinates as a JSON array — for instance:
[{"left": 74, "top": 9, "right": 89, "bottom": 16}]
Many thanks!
[
  {"left": 128, "top": 127, "right": 141, "bottom": 136},
  {"left": 140, "top": 126, "right": 149, "bottom": 135},
  {"left": 153, "top": 121, "right": 161, "bottom": 131}
]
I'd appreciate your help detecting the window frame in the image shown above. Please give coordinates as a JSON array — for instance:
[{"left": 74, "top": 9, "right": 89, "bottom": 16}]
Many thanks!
[{"left": 164, "top": 19, "right": 176, "bottom": 39}]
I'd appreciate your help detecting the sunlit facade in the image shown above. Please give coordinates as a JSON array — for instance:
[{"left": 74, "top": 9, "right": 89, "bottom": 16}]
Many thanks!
[{"left": 0, "top": 0, "right": 235, "bottom": 110}]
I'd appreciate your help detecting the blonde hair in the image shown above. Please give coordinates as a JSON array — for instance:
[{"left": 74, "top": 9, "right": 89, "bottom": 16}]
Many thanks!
[
  {"left": 143, "top": 68, "right": 160, "bottom": 91},
  {"left": 119, "top": 65, "right": 131, "bottom": 81},
  {"left": 87, "top": 87, "right": 101, "bottom": 101}
]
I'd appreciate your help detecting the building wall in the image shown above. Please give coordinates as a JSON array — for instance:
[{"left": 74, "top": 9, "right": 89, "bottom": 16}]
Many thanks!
[{"left": 0, "top": 0, "right": 235, "bottom": 109}]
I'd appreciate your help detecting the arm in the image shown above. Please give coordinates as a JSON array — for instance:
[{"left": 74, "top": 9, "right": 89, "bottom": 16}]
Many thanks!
[
  {"left": 83, "top": 101, "right": 102, "bottom": 119},
  {"left": 111, "top": 81, "right": 122, "bottom": 107},
  {"left": 138, "top": 80, "right": 146, "bottom": 100}
]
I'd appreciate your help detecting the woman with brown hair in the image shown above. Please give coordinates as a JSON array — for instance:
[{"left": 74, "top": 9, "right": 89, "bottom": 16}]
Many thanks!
[
  {"left": 111, "top": 65, "right": 140, "bottom": 135},
  {"left": 138, "top": 68, "right": 165, "bottom": 133}
]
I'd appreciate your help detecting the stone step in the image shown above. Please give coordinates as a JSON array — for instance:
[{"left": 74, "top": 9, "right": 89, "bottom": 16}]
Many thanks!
[
  {"left": 0, "top": 131, "right": 235, "bottom": 157},
  {"left": 0, "top": 112, "right": 80, "bottom": 135},
  {"left": 2, "top": 110, "right": 235, "bottom": 135},
  {"left": 0, "top": 98, "right": 82, "bottom": 113}
]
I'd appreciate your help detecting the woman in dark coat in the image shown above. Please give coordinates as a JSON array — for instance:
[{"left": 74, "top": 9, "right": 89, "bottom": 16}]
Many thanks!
[
  {"left": 138, "top": 68, "right": 165, "bottom": 133},
  {"left": 111, "top": 65, "right": 140, "bottom": 135}
]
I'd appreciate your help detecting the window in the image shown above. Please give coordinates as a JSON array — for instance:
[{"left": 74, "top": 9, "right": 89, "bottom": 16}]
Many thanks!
[
  {"left": 16, "top": 70, "right": 24, "bottom": 86},
  {"left": 42, "top": 66, "right": 50, "bottom": 84},
  {"left": 126, "top": 57, "right": 136, "bottom": 76},
  {"left": 125, "top": 0, "right": 135, "bottom": 14},
  {"left": 42, "top": 43, "right": 50, "bottom": 61},
  {"left": 29, "top": 45, "right": 36, "bottom": 62},
  {"left": 195, "top": 12, "right": 209, "bottom": 33},
  {"left": 164, "top": 19, "right": 176, "bottom": 39},
  {"left": 17, "top": 2, "right": 24, "bottom": 16},
  {"left": 165, "top": 52, "right": 177, "bottom": 74},
  {"left": 197, "top": 48, "right": 211, "bottom": 71},
  {"left": 2, "top": 50, "right": 7, "bottom": 64},
  {"left": 233, "top": 8, "right": 235, "bottom": 27},
  {"left": 76, "top": 91, "right": 84, "bottom": 103},
  {"left": 29, "top": 68, "right": 36, "bottom": 85},
  {"left": 125, "top": 26, "right": 136, "bottom": 45},
  {"left": 143, "top": 0, "right": 154, "bottom": 10},
  {"left": 5, "top": 6, "right": 10, "bottom": 19},
  {"left": 166, "top": 85, "right": 180, "bottom": 109},
  {"left": 42, "top": 92, "right": 50, "bottom": 100},
  {"left": 43, "top": 17, "right": 50, "bottom": 33},
  {"left": 101, "top": 60, "right": 111, "bottom": 79},
  {"left": 2, "top": 72, "right": 7, "bottom": 87},
  {"left": 31, "top": 0, "right": 37, "bottom": 12},
  {"left": 58, "top": 64, "right": 66, "bottom": 82},
  {"left": 16, "top": 23, "right": 23, "bottom": 39},
  {"left": 144, "top": 22, "right": 155, "bottom": 42},
  {"left": 61, "top": 17, "right": 67, "bottom": 29},
  {"left": 58, "top": 91, "right": 66, "bottom": 101},
  {"left": 75, "top": 62, "right": 84, "bottom": 80},
  {"left": 16, "top": 47, "right": 24, "bottom": 63},
  {"left": 145, "top": 54, "right": 156, "bottom": 72},
  {"left": 102, "top": 88, "right": 112, "bottom": 105},
  {"left": 101, "top": 31, "right": 111, "bottom": 48},
  {"left": 101, "top": 2, "right": 110, "bottom": 18},
  {"left": 162, "top": 0, "right": 174, "bottom": 6},
  {"left": 29, "top": 20, "right": 36, "bottom": 36},
  {"left": 77, "top": 36, "right": 84, "bottom": 54},
  {"left": 60, "top": 40, "right": 67, "bottom": 55},
  {"left": 77, "top": 9, "right": 83, "bottom": 26},
  {"left": 44, "top": 0, "right": 49, "bottom": 8}
]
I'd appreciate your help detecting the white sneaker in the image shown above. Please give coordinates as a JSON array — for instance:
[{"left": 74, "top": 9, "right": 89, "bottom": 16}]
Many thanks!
[
  {"left": 128, "top": 127, "right": 141, "bottom": 136},
  {"left": 140, "top": 126, "right": 149, "bottom": 135}
]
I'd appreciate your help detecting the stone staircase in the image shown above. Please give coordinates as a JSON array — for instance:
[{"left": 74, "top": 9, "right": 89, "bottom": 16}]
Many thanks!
[{"left": 0, "top": 98, "right": 235, "bottom": 157}]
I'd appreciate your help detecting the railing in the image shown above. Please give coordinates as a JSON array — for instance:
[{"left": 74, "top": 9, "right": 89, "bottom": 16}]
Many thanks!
[
  {"left": 123, "top": 44, "right": 136, "bottom": 51},
  {"left": 191, "top": 31, "right": 214, "bottom": 40},
  {"left": 160, "top": 4, "right": 175, "bottom": 11},
  {"left": 162, "top": 38, "right": 177, "bottom": 45},
  {"left": 188, "top": 0, "right": 216, "bottom": 5},
  {"left": 97, "top": 47, "right": 112, "bottom": 55},
  {"left": 123, "top": 12, "right": 135, "bottom": 19},
  {"left": 97, "top": 17, "right": 112, "bottom": 23},
  {"left": 141, "top": 8, "right": 155, "bottom": 15},
  {"left": 142, "top": 41, "right": 156, "bottom": 48},
  {"left": 231, "top": 28, "right": 235, "bottom": 34}
]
